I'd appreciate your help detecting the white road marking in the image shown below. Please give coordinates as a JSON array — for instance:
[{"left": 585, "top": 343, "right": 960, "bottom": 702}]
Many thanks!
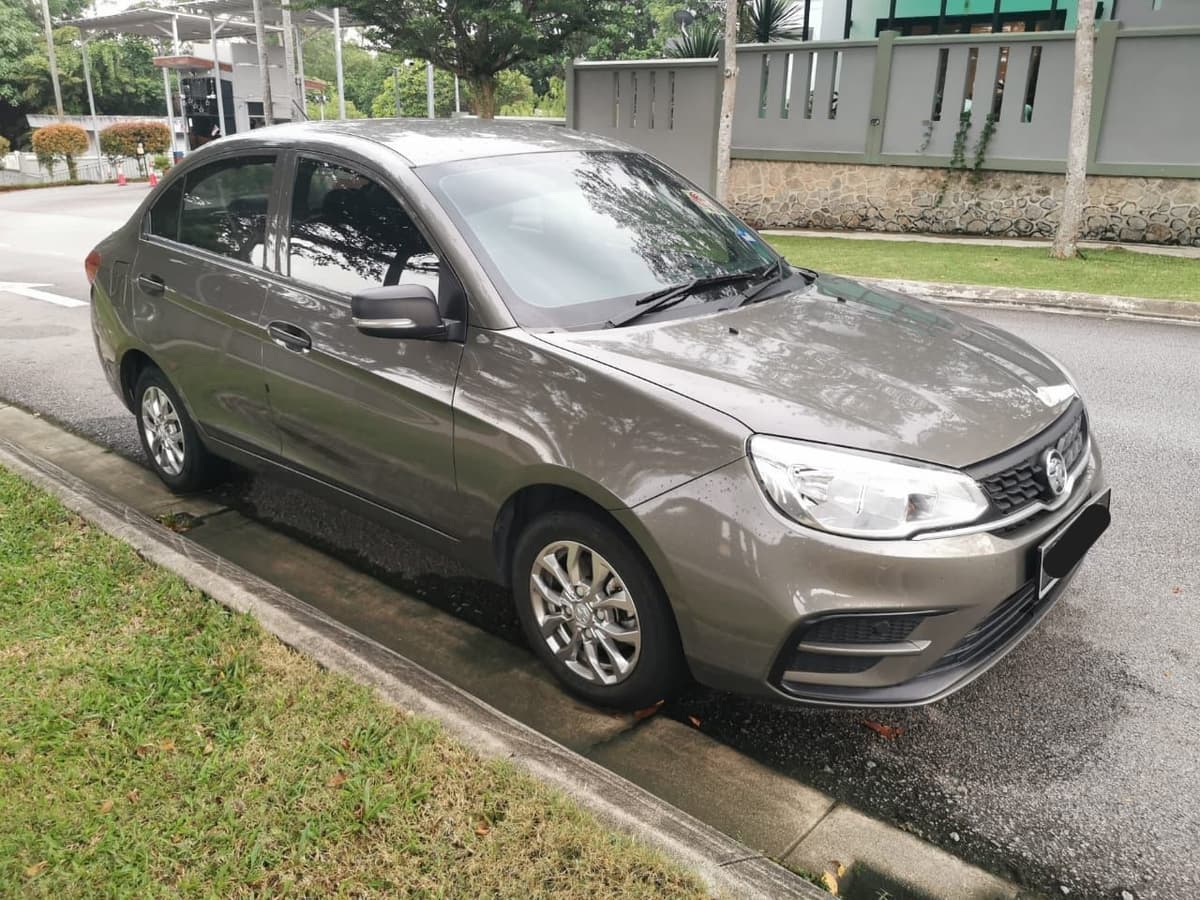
[{"left": 0, "top": 281, "right": 87, "bottom": 308}]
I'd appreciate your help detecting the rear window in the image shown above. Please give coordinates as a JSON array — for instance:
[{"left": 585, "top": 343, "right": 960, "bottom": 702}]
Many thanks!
[{"left": 146, "top": 179, "right": 183, "bottom": 241}]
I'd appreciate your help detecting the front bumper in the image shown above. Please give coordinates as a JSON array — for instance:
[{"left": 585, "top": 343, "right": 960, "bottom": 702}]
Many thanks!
[{"left": 625, "top": 443, "right": 1107, "bottom": 707}]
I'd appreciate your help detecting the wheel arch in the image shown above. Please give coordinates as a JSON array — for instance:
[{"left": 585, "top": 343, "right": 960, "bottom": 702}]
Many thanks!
[{"left": 118, "top": 347, "right": 158, "bottom": 412}]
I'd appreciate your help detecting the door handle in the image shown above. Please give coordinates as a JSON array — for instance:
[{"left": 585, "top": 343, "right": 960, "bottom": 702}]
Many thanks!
[
  {"left": 267, "top": 320, "right": 313, "bottom": 352},
  {"left": 136, "top": 273, "right": 165, "bottom": 296}
]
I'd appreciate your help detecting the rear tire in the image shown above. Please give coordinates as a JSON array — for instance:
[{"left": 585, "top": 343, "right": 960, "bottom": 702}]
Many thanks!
[
  {"left": 133, "top": 365, "right": 222, "bottom": 493},
  {"left": 512, "top": 509, "right": 688, "bottom": 710}
]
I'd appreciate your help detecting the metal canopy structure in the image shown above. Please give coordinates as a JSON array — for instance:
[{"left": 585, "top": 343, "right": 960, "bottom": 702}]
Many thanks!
[{"left": 64, "top": 1, "right": 360, "bottom": 156}]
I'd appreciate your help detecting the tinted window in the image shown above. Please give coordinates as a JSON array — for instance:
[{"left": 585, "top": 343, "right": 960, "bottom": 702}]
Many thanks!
[
  {"left": 147, "top": 179, "right": 184, "bottom": 240},
  {"left": 177, "top": 156, "right": 275, "bottom": 264},
  {"left": 286, "top": 158, "right": 439, "bottom": 298},
  {"left": 420, "top": 150, "right": 777, "bottom": 329}
]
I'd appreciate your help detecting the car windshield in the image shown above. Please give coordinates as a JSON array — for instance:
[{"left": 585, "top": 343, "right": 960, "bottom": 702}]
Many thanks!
[{"left": 419, "top": 150, "right": 778, "bottom": 329}]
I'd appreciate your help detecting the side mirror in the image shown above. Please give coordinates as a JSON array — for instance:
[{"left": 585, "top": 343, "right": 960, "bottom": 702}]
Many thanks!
[{"left": 351, "top": 284, "right": 449, "bottom": 340}]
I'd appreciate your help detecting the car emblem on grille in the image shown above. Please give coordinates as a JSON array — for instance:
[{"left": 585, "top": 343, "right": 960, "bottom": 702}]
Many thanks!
[{"left": 1042, "top": 448, "right": 1068, "bottom": 497}]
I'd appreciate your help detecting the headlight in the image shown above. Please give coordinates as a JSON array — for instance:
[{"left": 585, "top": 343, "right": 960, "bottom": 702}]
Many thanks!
[{"left": 748, "top": 436, "right": 988, "bottom": 539}]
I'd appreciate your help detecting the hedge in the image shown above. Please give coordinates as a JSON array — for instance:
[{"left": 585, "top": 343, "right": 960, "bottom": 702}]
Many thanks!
[
  {"left": 31, "top": 123, "right": 89, "bottom": 180},
  {"left": 99, "top": 121, "right": 172, "bottom": 174}
]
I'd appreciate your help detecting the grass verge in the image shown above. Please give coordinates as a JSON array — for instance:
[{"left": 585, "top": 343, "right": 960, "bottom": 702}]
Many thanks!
[
  {"left": 0, "top": 466, "right": 707, "bottom": 898},
  {"left": 766, "top": 234, "right": 1200, "bottom": 302}
]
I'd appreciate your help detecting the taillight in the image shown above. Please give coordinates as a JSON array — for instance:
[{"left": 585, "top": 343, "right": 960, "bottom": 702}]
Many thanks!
[{"left": 85, "top": 249, "right": 101, "bottom": 285}]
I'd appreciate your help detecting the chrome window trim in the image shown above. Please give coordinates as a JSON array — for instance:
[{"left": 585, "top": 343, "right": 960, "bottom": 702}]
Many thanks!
[
  {"left": 912, "top": 438, "right": 1092, "bottom": 541},
  {"left": 351, "top": 317, "right": 416, "bottom": 329}
]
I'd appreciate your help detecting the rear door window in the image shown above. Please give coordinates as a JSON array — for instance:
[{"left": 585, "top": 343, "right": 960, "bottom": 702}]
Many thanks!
[
  {"left": 175, "top": 156, "right": 276, "bottom": 265},
  {"left": 146, "top": 179, "right": 184, "bottom": 240}
]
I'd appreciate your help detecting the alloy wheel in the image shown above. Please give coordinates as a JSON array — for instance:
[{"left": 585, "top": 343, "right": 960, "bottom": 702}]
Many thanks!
[
  {"left": 529, "top": 540, "right": 642, "bottom": 686},
  {"left": 140, "top": 386, "right": 186, "bottom": 477}
]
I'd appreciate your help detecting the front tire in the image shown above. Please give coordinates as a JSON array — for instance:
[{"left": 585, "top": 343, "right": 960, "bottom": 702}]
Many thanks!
[
  {"left": 512, "top": 510, "right": 688, "bottom": 710},
  {"left": 133, "top": 366, "right": 221, "bottom": 492}
]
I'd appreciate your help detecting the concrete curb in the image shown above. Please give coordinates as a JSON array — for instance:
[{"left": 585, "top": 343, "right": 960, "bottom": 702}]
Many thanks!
[
  {"left": 857, "top": 276, "right": 1200, "bottom": 324},
  {"left": 0, "top": 433, "right": 824, "bottom": 900}
]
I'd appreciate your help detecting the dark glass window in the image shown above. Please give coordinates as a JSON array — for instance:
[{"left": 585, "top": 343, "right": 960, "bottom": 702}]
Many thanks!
[
  {"left": 177, "top": 156, "right": 275, "bottom": 264},
  {"left": 286, "top": 158, "right": 440, "bottom": 299},
  {"left": 147, "top": 178, "right": 184, "bottom": 240}
]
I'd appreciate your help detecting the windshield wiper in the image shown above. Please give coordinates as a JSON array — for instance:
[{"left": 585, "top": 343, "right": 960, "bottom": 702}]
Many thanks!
[
  {"left": 734, "top": 258, "right": 818, "bottom": 308},
  {"left": 606, "top": 269, "right": 765, "bottom": 329}
]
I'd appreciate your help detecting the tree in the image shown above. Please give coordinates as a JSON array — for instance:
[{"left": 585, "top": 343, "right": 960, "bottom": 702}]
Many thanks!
[
  {"left": 1052, "top": 0, "right": 1096, "bottom": 260},
  {"left": 715, "top": 0, "right": 739, "bottom": 202},
  {"left": 301, "top": 31, "right": 401, "bottom": 114},
  {"left": 31, "top": 121, "right": 87, "bottom": 179},
  {"left": 741, "top": 0, "right": 806, "bottom": 43},
  {"left": 340, "top": 0, "right": 633, "bottom": 118},
  {"left": 99, "top": 121, "right": 169, "bottom": 175},
  {"left": 369, "top": 64, "right": 457, "bottom": 118}
]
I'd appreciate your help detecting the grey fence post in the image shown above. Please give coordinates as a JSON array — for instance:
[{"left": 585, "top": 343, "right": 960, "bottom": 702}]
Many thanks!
[
  {"left": 564, "top": 58, "right": 576, "bottom": 130},
  {"left": 865, "top": 30, "right": 897, "bottom": 163},
  {"left": 1087, "top": 20, "right": 1120, "bottom": 173}
]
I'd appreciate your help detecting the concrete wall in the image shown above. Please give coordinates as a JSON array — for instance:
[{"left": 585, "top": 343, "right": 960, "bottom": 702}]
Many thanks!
[{"left": 728, "top": 158, "right": 1200, "bottom": 245}]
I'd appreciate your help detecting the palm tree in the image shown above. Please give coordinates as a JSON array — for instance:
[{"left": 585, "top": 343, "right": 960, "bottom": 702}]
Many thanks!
[
  {"left": 742, "top": 0, "right": 807, "bottom": 44},
  {"left": 665, "top": 21, "right": 722, "bottom": 59}
]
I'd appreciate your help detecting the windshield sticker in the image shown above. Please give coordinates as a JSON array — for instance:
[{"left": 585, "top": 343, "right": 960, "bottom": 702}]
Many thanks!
[
  {"left": 686, "top": 190, "right": 720, "bottom": 214},
  {"left": 736, "top": 228, "right": 759, "bottom": 244}
]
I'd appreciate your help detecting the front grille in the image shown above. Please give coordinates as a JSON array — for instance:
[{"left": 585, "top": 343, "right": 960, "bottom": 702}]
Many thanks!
[
  {"left": 928, "top": 580, "right": 1042, "bottom": 674},
  {"left": 974, "top": 406, "right": 1088, "bottom": 517}
]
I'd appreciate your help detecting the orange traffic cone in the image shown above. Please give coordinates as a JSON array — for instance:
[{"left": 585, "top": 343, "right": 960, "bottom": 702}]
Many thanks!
[
  {"left": 148, "top": 170, "right": 158, "bottom": 187},
  {"left": 117, "top": 171, "right": 126, "bottom": 186}
]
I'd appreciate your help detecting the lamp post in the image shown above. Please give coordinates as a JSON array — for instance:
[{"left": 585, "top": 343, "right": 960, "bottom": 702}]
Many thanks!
[{"left": 39, "top": 0, "right": 65, "bottom": 120}]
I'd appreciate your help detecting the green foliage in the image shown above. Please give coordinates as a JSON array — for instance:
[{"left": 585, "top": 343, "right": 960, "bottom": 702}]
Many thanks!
[
  {"left": 665, "top": 22, "right": 722, "bottom": 59},
  {"left": 152, "top": 153, "right": 170, "bottom": 172},
  {"left": 369, "top": 64, "right": 457, "bottom": 118},
  {"left": 741, "top": 0, "right": 807, "bottom": 43},
  {"left": 305, "top": 97, "right": 367, "bottom": 120},
  {"left": 340, "top": 0, "right": 631, "bottom": 117},
  {"left": 0, "top": 1, "right": 163, "bottom": 148},
  {"left": 0, "top": 135, "right": 9, "bottom": 156},
  {"left": 31, "top": 122, "right": 87, "bottom": 178},
  {"left": 300, "top": 31, "right": 401, "bottom": 115},
  {"left": 971, "top": 113, "right": 997, "bottom": 186},
  {"left": 500, "top": 75, "right": 567, "bottom": 118}
]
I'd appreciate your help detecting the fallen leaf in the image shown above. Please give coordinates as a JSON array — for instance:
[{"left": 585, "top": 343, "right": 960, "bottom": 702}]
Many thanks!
[
  {"left": 687, "top": 715, "right": 702, "bottom": 729},
  {"left": 127, "top": 790, "right": 140, "bottom": 805},
  {"left": 633, "top": 700, "right": 664, "bottom": 721},
  {"left": 1172, "top": 586, "right": 1183, "bottom": 595},
  {"left": 820, "top": 870, "right": 839, "bottom": 895},
  {"left": 474, "top": 820, "right": 491, "bottom": 837},
  {"left": 862, "top": 720, "right": 905, "bottom": 740},
  {"left": 834, "top": 861, "right": 846, "bottom": 877},
  {"left": 203, "top": 739, "right": 214, "bottom": 755},
  {"left": 341, "top": 738, "right": 352, "bottom": 752},
  {"left": 99, "top": 799, "right": 114, "bottom": 814},
  {"left": 159, "top": 738, "right": 176, "bottom": 752},
  {"left": 326, "top": 771, "right": 348, "bottom": 789},
  {"left": 134, "top": 744, "right": 152, "bottom": 758},
  {"left": 24, "top": 861, "right": 47, "bottom": 879}
]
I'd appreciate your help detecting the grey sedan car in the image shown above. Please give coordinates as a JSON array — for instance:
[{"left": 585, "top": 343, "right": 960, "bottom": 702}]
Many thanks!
[{"left": 88, "top": 120, "right": 1111, "bottom": 710}]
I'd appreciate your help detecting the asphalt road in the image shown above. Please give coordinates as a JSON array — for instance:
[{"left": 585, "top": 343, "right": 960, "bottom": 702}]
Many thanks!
[{"left": 3, "top": 183, "right": 1199, "bottom": 899}]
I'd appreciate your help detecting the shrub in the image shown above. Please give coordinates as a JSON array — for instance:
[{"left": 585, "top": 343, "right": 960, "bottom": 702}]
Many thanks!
[
  {"left": 0, "top": 135, "right": 10, "bottom": 156},
  {"left": 31, "top": 123, "right": 89, "bottom": 180},
  {"left": 152, "top": 153, "right": 170, "bottom": 172},
  {"left": 99, "top": 121, "right": 171, "bottom": 175}
]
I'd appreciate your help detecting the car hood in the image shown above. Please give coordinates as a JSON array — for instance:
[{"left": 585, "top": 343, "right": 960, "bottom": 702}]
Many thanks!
[{"left": 535, "top": 275, "right": 1077, "bottom": 469}]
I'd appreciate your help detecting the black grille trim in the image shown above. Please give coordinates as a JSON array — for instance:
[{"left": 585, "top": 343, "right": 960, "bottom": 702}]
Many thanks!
[
  {"left": 799, "top": 613, "right": 926, "bottom": 645},
  {"left": 927, "top": 580, "right": 1042, "bottom": 675},
  {"left": 967, "top": 402, "right": 1088, "bottom": 519},
  {"left": 787, "top": 653, "right": 882, "bottom": 675}
]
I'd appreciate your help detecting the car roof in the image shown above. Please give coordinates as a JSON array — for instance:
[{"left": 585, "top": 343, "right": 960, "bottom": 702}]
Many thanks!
[{"left": 213, "top": 118, "right": 632, "bottom": 168}]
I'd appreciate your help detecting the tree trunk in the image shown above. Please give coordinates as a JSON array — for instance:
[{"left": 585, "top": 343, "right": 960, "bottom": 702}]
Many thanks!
[
  {"left": 476, "top": 75, "right": 497, "bottom": 119},
  {"left": 714, "top": 0, "right": 740, "bottom": 202},
  {"left": 251, "top": 0, "right": 275, "bottom": 126},
  {"left": 1052, "top": 0, "right": 1096, "bottom": 260}
]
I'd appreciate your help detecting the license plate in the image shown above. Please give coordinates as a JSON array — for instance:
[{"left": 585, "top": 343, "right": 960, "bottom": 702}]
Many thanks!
[{"left": 1037, "top": 488, "right": 1112, "bottom": 598}]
